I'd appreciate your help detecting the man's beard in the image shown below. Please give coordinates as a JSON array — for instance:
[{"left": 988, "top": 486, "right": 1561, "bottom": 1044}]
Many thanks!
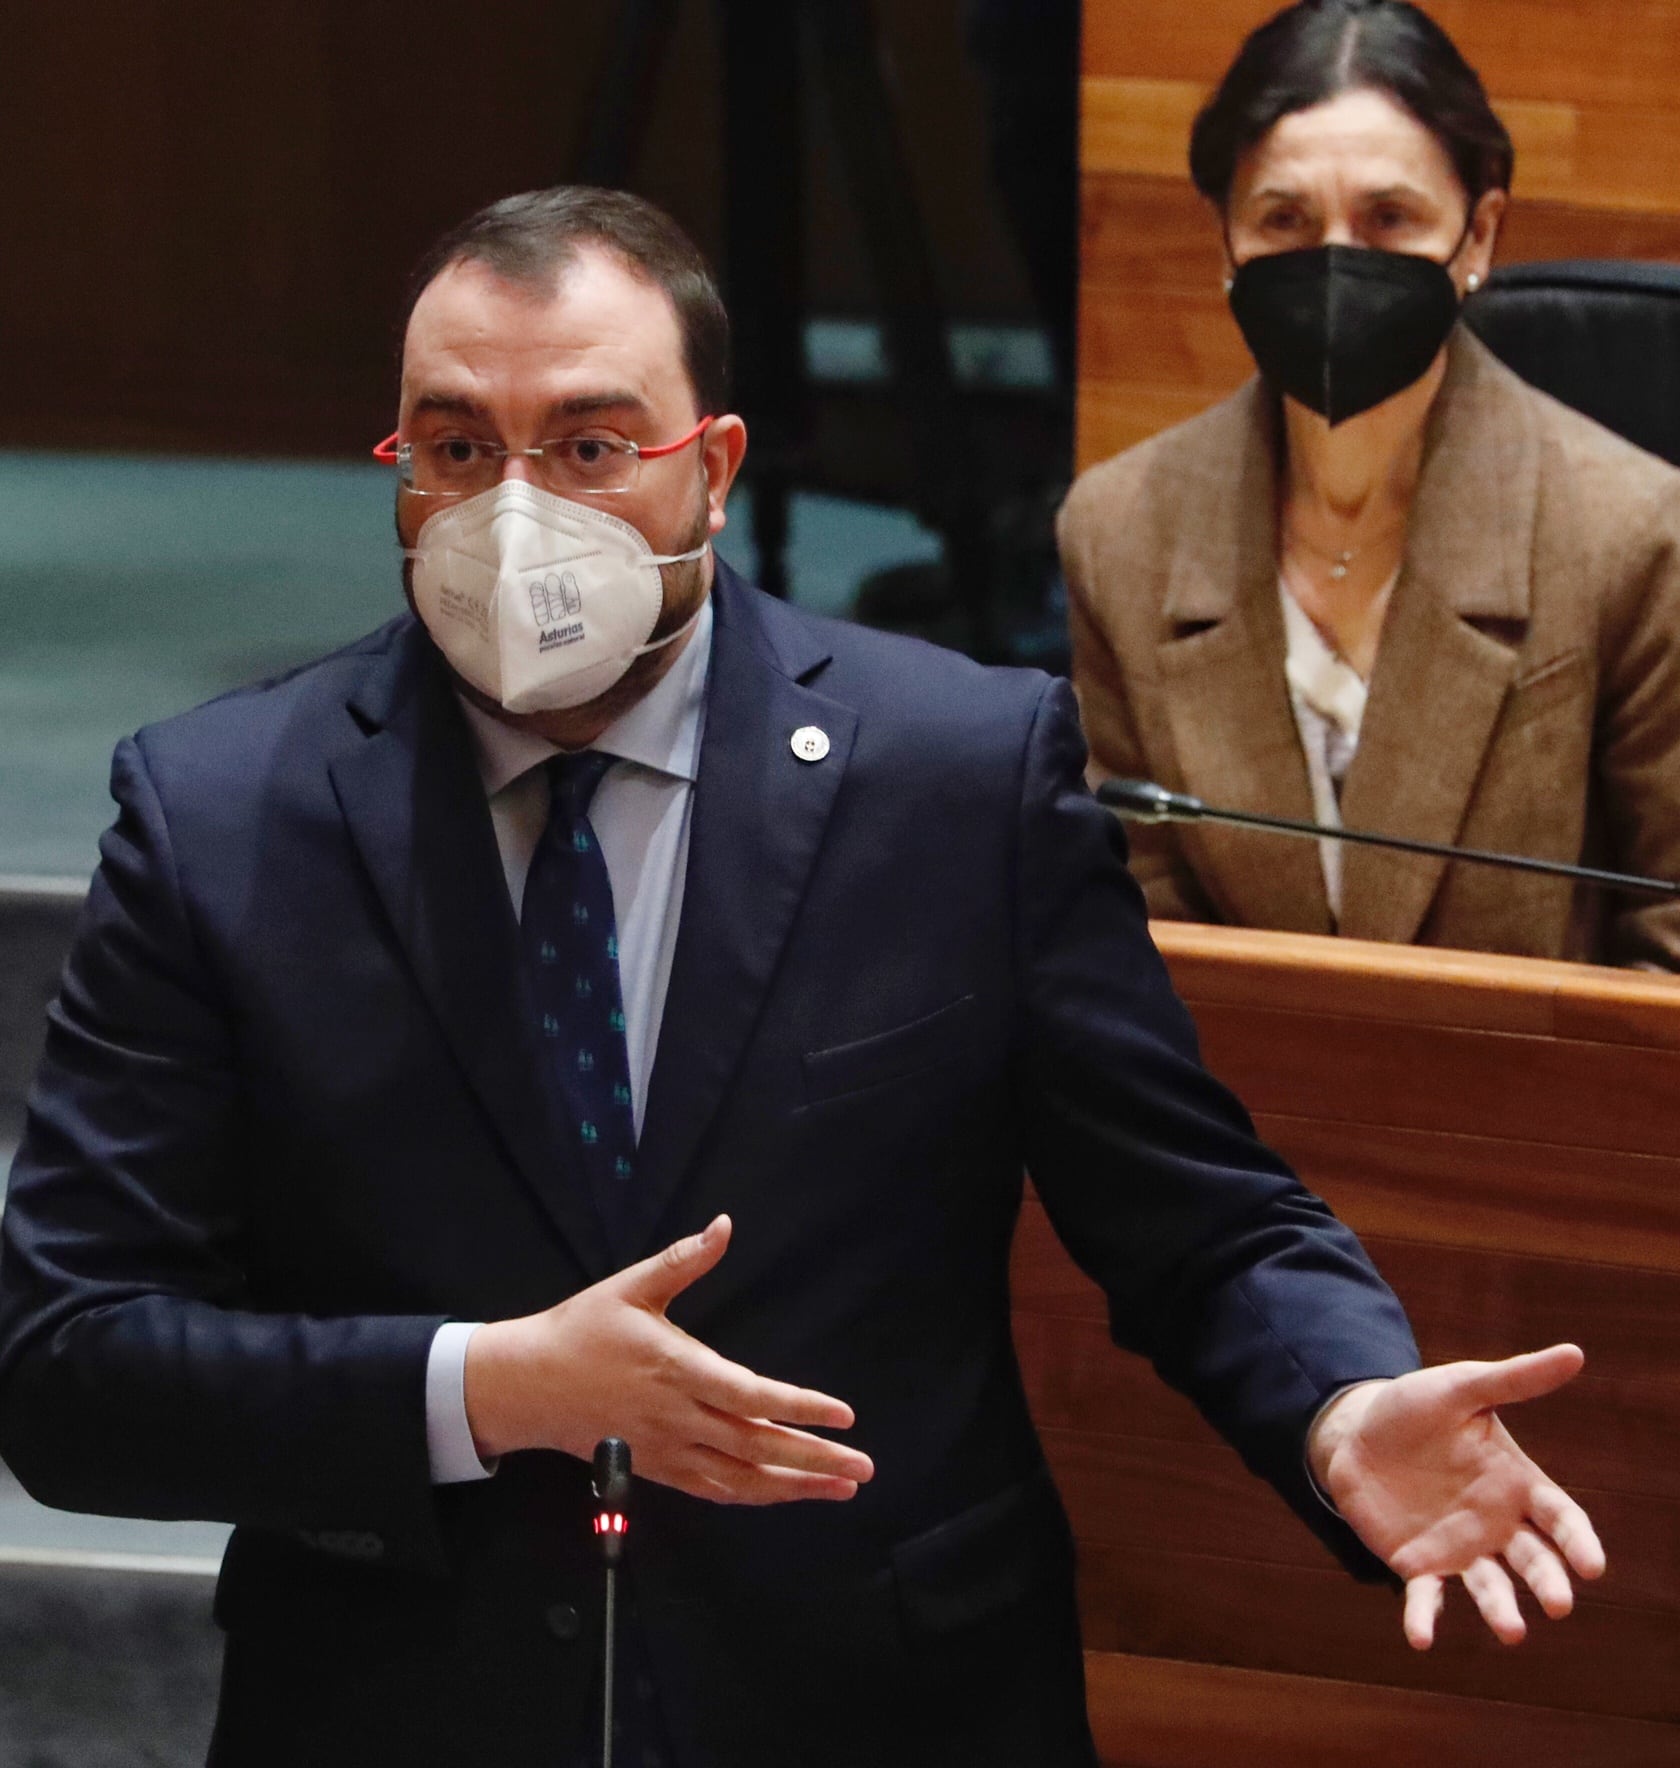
[{"left": 644, "top": 493, "right": 712, "bottom": 644}]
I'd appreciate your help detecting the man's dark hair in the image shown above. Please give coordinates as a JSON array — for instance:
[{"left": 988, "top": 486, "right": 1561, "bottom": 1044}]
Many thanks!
[
  {"left": 401, "top": 186, "right": 731, "bottom": 415},
  {"left": 1189, "top": 0, "right": 1514, "bottom": 210}
]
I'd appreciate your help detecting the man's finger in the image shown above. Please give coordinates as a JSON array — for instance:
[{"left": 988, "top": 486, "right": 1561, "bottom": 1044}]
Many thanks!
[
  {"left": 1455, "top": 1343, "right": 1585, "bottom": 1413},
  {"left": 682, "top": 1340, "right": 858, "bottom": 1431},
  {"left": 1530, "top": 1482, "right": 1606, "bottom": 1580},
  {"left": 1389, "top": 1508, "right": 1507, "bottom": 1584},
  {"left": 615, "top": 1214, "right": 733, "bottom": 1312},
  {"left": 651, "top": 1459, "right": 746, "bottom": 1505},
  {"left": 686, "top": 1443, "right": 862, "bottom": 1506},
  {"left": 692, "top": 1405, "right": 875, "bottom": 1483},
  {"left": 626, "top": 1445, "right": 855, "bottom": 1507},
  {"left": 1462, "top": 1556, "right": 1526, "bottom": 1645},
  {"left": 1402, "top": 1575, "right": 1445, "bottom": 1651},
  {"left": 1504, "top": 1526, "right": 1575, "bottom": 1620}
]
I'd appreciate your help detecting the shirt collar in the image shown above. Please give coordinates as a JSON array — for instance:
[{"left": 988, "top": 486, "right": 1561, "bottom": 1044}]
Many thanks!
[{"left": 457, "top": 597, "right": 713, "bottom": 797}]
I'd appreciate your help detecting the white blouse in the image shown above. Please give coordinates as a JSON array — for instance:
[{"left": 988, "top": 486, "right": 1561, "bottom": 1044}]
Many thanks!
[{"left": 1277, "top": 574, "right": 1396, "bottom": 921}]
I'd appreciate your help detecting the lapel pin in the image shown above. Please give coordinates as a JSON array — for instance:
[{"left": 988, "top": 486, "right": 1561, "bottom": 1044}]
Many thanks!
[{"left": 790, "top": 725, "right": 830, "bottom": 764}]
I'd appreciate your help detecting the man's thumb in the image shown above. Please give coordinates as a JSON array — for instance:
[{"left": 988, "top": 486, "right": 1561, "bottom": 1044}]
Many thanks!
[
  {"left": 620, "top": 1214, "right": 732, "bottom": 1310},
  {"left": 1461, "top": 1342, "right": 1585, "bottom": 1411}
]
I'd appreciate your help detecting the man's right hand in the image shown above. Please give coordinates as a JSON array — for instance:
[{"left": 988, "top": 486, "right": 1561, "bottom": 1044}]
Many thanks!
[{"left": 462, "top": 1214, "right": 872, "bottom": 1504}]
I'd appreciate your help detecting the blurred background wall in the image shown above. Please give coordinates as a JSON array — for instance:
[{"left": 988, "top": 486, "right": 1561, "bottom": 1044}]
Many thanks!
[{"left": 2, "top": 2, "right": 1045, "bottom": 452}]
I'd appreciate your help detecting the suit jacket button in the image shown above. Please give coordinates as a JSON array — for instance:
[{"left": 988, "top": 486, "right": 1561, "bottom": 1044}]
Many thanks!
[{"left": 546, "top": 1602, "right": 582, "bottom": 1642}]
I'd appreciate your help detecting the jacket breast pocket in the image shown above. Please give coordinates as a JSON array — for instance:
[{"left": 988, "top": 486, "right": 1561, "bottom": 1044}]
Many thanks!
[
  {"left": 800, "top": 994, "right": 978, "bottom": 1107},
  {"left": 1500, "top": 648, "right": 1591, "bottom": 733}
]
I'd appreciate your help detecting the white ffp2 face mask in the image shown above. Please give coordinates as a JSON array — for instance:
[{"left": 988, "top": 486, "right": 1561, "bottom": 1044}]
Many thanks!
[{"left": 406, "top": 480, "right": 708, "bottom": 713}]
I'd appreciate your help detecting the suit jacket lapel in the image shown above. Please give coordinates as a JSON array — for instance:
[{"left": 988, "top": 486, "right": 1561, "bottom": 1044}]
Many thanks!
[
  {"left": 1338, "top": 332, "right": 1536, "bottom": 943},
  {"left": 1158, "top": 384, "right": 1332, "bottom": 933},
  {"left": 629, "top": 567, "right": 856, "bottom": 1257},
  {"left": 329, "top": 623, "right": 611, "bottom": 1277}
]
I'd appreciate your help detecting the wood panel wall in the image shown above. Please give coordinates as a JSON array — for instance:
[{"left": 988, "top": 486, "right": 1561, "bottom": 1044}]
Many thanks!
[
  {"left": 1014, "top": 924, "right": 1680, "bottom": 1765},
  {"left": 1078, "top": 0, "right": 1680, "bottom": 471}
]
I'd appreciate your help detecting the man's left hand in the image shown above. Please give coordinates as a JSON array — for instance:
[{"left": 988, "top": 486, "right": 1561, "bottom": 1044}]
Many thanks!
[{"left": 1308, "top": 1343, "right": 1606, "bottom": 1649}]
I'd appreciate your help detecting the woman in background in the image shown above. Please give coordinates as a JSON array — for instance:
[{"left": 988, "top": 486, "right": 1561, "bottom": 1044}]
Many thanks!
[{"left": 1058, "top": 0, "right": 1680, "bottom": 966}]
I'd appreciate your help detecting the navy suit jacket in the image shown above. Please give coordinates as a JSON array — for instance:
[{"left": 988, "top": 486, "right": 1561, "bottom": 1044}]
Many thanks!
[{"left": 0, "top": 564, "right": 1418, "bottom": 1766}]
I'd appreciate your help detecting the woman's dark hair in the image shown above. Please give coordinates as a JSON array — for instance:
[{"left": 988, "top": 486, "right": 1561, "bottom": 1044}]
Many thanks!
[
  {"left": 401, "top": 187, "right": 730, "bottom": 415},
  {"left": 1189, "top": 0, "right": 1514, "bottom": 209}
]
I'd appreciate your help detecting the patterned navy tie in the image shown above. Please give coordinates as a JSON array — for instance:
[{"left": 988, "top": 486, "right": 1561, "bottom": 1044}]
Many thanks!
[
  {"left": 523, "top": 756, "right": 674, "bottom": 1765},
  {"left": 521, "top": 751, "right": 640, "bottom": 1253}
]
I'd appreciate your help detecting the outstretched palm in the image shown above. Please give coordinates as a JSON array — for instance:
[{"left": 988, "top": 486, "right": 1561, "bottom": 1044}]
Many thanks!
[{"left": 1311, "top": 1344, "right": 1606, "bottom": 1648}]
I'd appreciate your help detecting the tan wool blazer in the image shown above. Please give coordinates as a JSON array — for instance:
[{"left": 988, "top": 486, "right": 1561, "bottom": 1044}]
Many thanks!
[{"left": 1058, "top": 329, "right": 1680, "bottom": 968}]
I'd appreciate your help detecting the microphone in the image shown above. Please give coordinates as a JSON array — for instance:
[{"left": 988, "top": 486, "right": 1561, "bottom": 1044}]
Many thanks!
[
  {"left": 592, "top": 1436, "right": 632, "bottom": 1565},
  {"left": 591, "top": 1438, "right": 632, "bottom": 1768},
  {"left": 1095, "top": 777, "right": 1680, "bottom": 899}
]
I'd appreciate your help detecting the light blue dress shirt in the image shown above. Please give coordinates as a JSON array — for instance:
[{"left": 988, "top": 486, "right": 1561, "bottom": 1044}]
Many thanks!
[{"left": 425, "top": 600, "right": 712, "bottom": 1482}]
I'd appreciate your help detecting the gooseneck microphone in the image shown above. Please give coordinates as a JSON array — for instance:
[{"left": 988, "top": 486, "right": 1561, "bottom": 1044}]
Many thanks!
[
  {"left": 592, "top": 1438, "right": 633, "bottom": 1768},
  {"left": 1096, "top": 777, "right": 1680, "bottom": 899},
  {"left": 592, "top": 1437, "right": 632, "bottom": 1562}
]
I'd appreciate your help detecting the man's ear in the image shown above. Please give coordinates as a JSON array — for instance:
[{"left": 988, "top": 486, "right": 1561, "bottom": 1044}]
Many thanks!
[{"left": 703, "top": 414, "right": 748, "bottom": 535}]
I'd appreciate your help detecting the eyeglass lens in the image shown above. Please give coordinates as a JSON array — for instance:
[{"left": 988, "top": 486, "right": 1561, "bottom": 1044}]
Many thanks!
[{"left": 407, "top": 437, "right": 637, "bottom": 497}]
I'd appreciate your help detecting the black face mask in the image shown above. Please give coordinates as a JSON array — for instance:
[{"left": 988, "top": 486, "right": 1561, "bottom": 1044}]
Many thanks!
[{"left": 1227, "top": 242, "right": 1463, "bottom": 427}]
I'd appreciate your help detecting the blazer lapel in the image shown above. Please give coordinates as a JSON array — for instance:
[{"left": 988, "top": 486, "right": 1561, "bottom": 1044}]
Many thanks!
[
  {"left": 1338, "top": 332, "right": 1536, "bottom": 943},
  {"left": 328, "top": 623, "right": 611, "bottom": 1278},
  {"left": 628, "top": 567, "right": 856, "bottom": 1256},
  {"left": 1158, "top": 385, "right": 1332, "bottom": 933}
]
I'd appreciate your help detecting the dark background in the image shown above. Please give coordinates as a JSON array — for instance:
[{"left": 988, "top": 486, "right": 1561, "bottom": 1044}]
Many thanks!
[{"left": 0, "top": 4, "right": 1064, "bottom": 450}]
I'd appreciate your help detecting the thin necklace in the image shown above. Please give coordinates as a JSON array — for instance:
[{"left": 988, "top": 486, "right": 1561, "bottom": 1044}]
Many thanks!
[{"left": 1282, "top": 517, "right": 1407, "bottom": 582}]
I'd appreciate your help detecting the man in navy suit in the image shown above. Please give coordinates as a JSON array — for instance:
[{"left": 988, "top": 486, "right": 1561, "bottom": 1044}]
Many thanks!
[{"left": 0, "top": 190, "right": 1602, "bottom": 1767}]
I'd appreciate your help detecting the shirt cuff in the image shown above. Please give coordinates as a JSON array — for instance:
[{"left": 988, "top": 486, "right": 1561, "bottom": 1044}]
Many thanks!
[{"left": 425, "top": 1321, "right": 498, "bottom": 1484}]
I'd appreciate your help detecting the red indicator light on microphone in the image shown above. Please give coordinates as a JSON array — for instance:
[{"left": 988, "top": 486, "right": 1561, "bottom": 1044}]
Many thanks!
[{"left": 593, "top": 1513, "right": 627, "bottom": 1536}]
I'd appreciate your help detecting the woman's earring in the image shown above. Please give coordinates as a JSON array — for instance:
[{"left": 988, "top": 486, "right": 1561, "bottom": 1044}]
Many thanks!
[
  {"left": 1466, "top": 272, "right": 1483, "bottom": 292},
  {"left": 1222, "top": 274, "right": 1235, "bottom": 294}
]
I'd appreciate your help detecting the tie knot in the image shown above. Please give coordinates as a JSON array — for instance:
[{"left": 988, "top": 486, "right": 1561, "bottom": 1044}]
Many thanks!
[{"left": 547, "top": 751, "right": 614, "bottom": 822}]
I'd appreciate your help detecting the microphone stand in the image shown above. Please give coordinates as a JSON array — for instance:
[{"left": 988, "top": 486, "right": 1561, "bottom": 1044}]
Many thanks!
[
  {"left": 592, "top": 1438, "right": 633, "bottom": 1768},
  {"left": 1096, "top": 778, "right": 1680, "bottom": 900}
]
